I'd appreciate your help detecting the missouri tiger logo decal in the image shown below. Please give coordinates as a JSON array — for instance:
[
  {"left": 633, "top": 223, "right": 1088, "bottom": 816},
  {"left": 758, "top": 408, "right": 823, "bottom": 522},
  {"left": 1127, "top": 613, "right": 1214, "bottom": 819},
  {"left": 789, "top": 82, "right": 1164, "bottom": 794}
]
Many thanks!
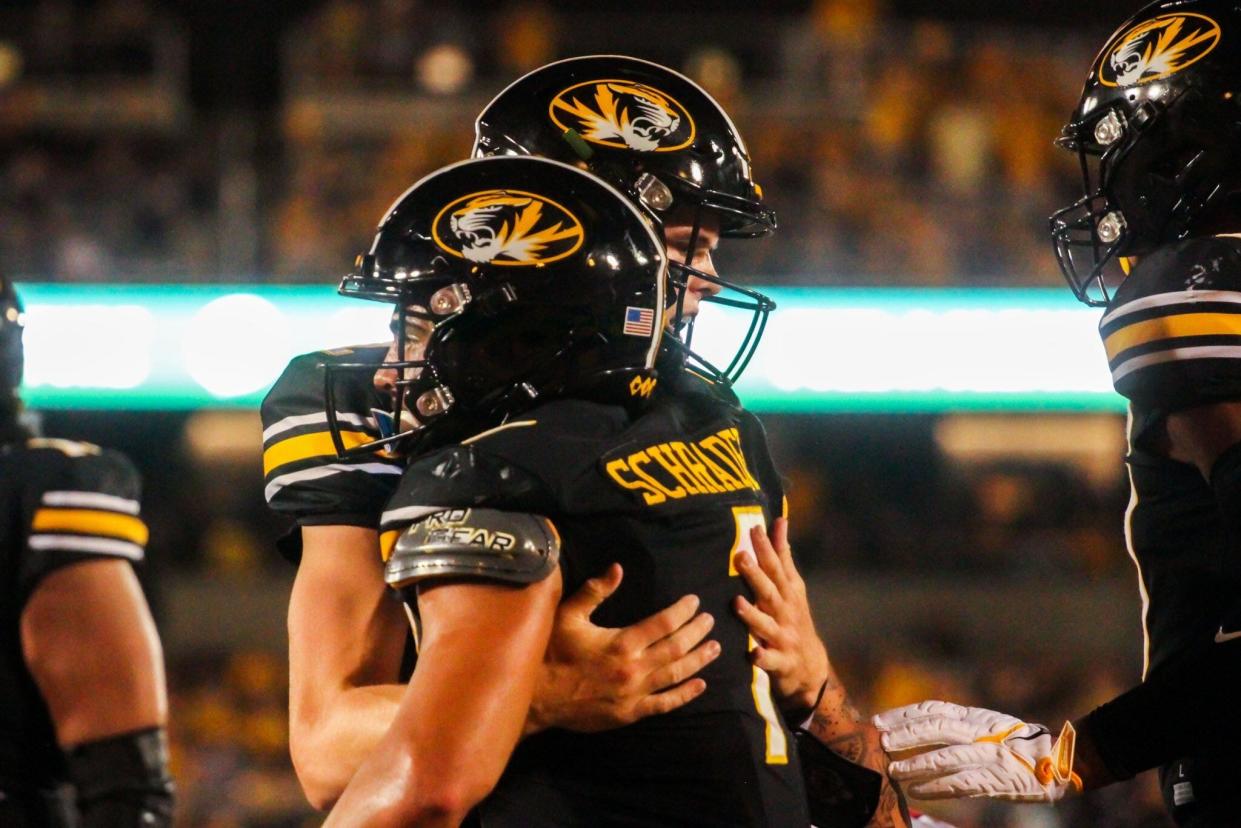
[
  {"left": 432, "top": 190, "right": 585, "bottom": 266},
  {"left": 549, "top": 80, "right": 695, "bottom": 152},
  {"left": 1099, "top": 13, "right": 1221, "bottom": 87}
]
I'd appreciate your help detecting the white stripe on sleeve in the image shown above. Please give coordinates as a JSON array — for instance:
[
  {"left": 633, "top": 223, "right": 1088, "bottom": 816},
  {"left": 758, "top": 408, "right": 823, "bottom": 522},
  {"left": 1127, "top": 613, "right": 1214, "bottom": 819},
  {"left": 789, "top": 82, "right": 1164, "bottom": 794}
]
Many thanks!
[
  {"left": 40, "top": 491, "right": 141, "bottom": 514},
  {"left": 263, "top": 411, "right": 371, "bottom": 443},
  {"left": 264, "top": 462, "right": 403, "bottom": 503},
  {"left": 1100, "top": 289, "right": 1241, "bottom": 328},
  {"left": 1111, "top": 344, "right": 1241, "bottom": 385},
  {"left": 28, "top": 535, "right": 144, "bottom": 560}
]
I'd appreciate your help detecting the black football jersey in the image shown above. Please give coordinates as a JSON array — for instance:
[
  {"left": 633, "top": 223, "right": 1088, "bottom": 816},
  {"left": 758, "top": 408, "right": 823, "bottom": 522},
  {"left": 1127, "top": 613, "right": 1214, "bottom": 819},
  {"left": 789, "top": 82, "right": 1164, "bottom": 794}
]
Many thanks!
[
  {"left": 262, "top": 345, "right": 404, "bottom": 560},
  {"left": 1099, "top": 236, "right": 1241, "bottom": 674},
  {"left": 379, "top": 380, "right": 807, "bottom": 827},
  {"left": 0, "top": 438, "right": 148, "bottom": 799}
]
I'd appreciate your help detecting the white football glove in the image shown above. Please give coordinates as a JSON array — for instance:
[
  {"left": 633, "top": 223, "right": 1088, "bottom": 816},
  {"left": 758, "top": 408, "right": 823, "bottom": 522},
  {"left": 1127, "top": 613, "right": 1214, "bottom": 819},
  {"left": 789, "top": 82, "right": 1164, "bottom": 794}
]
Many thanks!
[{"left": 872, "top": 700, "right": 1082, "bottom": 803}]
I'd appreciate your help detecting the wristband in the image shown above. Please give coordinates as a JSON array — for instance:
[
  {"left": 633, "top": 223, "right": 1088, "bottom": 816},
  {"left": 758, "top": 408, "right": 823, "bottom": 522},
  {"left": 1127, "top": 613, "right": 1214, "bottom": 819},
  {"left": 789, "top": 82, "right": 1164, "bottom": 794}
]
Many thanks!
[
  {"left": 795, "top": 727, "right": 883, "bottom": 828},
  {"left": 67, "top": 727, "right": 174, "bottom": 828}
]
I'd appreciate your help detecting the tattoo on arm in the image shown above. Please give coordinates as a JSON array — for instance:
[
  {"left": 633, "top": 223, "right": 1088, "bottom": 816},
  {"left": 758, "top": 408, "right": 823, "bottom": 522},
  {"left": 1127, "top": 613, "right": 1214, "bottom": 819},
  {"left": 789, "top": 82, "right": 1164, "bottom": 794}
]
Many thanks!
[
  {"left": 806, "top": 678, "right": 909, "bottom": 828},
  {"left": 821, "top": 731, "right": 866, "bottom": 764},
  {"left": 809, "top": 703, "right": 876, "bottom": 772}
]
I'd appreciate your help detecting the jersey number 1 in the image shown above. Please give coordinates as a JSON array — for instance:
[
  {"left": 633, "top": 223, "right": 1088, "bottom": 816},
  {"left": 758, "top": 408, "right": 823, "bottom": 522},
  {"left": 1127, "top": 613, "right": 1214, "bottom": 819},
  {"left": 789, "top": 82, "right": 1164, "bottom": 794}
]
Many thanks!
[{"left": 729, "top": 506, "right": 789, "bottom": 765}]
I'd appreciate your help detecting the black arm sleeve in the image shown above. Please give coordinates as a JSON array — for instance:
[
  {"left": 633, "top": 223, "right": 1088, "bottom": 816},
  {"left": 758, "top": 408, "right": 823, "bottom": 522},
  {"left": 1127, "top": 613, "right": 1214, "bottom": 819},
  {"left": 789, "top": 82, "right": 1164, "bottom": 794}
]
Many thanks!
[
  {"left": 1212, "top": 440, "right": 1241, "bottom": 587},
  {"left": 66, "top": 727, "right": 174, "bottom": 828},
  {"left": 795, "top": 729, "right": 883, "bottom": 828},
  {"left": 1080, "top": 636, "right": 1241, "bottom": 780},
  {"left": 1080, "top": 442, "right": 1241, "bottom": 780}
]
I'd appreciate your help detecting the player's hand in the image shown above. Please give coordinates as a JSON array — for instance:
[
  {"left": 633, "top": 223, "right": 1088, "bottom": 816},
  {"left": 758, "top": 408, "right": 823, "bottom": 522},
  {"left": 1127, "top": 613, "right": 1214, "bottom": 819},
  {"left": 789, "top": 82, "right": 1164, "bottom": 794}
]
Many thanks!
[
  {"left": 732, "top": 518, "right": 830, "bottom": 711},
  {"left": 873, "top": 701, "right": 1082, "bottom": 803},
  {"left": 527, "top": 563, "right": 721, "bottom": 735}
]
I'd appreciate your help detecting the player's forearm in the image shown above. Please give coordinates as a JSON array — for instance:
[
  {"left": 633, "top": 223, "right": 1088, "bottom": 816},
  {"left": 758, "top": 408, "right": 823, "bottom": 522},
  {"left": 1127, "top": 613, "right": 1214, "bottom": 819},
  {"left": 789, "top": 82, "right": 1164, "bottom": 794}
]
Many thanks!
[
  {"left": 806, "top": 674, "right": 909, "bottom": 828},
  {"left": 329, "top": 579, "right": 559, "bottom": 826},
  {"left": 1065, "top": 717, "right": 1115, "bottom": 791},
  {"left": 1072, "top": 636, "right": 1241, "bottom": 786},
  {"left": 290, "top": 683, "right": 405, "bottom": 810}
]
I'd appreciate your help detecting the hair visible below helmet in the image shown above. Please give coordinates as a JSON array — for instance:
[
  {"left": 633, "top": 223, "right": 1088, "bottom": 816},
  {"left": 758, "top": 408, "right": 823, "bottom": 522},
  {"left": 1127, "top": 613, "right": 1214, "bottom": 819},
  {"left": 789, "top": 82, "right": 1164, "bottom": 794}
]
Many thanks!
[
  {"left": 473, "top": 54, "right": 776, "bottom": 385},
  {"left": 1052, "top": 0, "right": 1241, "bottom": 306},
  {"left": 327, "top": 156, "right": 667, "bottom": 456},
  {"left": 0, "top": 275, "right": 25, "bottom": 442}
]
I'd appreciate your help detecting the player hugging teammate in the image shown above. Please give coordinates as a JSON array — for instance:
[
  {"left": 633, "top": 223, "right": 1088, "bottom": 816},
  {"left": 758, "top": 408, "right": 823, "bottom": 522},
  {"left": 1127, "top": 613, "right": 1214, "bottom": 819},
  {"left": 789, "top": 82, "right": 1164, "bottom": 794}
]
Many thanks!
[{"left": 264, "top": 57, "right": 909, "bottom": 827}]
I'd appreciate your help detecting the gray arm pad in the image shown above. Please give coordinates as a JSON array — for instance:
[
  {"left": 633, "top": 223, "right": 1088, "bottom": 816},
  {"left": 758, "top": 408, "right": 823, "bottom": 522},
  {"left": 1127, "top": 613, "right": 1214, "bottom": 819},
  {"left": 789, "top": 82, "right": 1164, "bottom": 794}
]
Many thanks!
[{"left": 385, "top": 508, "right": 561, "bottom": 589}]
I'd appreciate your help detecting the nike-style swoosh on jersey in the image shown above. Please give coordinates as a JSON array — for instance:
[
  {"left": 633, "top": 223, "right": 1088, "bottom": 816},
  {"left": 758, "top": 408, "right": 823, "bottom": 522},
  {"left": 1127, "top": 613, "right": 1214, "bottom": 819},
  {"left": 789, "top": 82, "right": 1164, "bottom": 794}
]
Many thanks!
[{"left": 1215, "top": 627, "right": 1241, "bottom": 644}]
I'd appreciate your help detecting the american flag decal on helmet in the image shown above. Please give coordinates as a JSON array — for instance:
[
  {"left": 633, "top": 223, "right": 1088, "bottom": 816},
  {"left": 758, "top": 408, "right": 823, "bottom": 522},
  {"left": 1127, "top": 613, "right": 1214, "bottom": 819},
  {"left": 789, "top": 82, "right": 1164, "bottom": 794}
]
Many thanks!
[{"left": 623, "top": 306, "right": 655, "bottom": 337}]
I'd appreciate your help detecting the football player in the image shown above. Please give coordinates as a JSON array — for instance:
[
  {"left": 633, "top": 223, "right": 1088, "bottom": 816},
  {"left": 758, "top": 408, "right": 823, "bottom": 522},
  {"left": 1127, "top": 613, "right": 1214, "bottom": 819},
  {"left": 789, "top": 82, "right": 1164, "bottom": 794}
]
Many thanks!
[
  {"left": 267, "top": 54, "right": 903, "bottom": 825},
  {"left": 266, "top": 310, "right": 723, "bottom": 808},
  {"left": 324, "top": 154, "right": 811, "bottom": 825},
  {"left": 469, "top": 55, "right": 907, "bottom": 827},
  {"left": 0, "top": 276, "right": 173, "bottom": 826},
  {"left": 874, "top": 2, "right": 1241, "bottom": 825}
]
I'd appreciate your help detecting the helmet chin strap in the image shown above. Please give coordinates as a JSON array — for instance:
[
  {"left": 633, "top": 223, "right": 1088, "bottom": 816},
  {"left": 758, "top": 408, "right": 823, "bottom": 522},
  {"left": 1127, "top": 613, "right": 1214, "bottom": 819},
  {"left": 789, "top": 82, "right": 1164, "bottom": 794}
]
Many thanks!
[
  {"left": 661, "top": 198, "right": 776, "bottom": 385},
  {"left": 392, "top": 305, "right": 409, "bottom": 437},
  {"left": 671, "top": 206, "right": 704, "bottom": 350}
]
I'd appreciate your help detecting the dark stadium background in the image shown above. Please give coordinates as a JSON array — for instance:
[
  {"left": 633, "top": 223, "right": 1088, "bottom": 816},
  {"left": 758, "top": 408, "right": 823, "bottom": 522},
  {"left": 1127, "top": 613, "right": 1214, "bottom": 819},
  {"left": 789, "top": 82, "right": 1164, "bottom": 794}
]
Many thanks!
[{"left": 3, "top": 0, "right": 1173, "bottom": 824}]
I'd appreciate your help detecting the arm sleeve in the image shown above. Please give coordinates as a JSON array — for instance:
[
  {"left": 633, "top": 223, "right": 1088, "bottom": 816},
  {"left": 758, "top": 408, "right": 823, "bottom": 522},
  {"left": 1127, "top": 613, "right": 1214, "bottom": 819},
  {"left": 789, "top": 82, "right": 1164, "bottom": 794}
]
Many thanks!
[
  {"left": 1212, "top": 440, "right": 1241, "bottom": 589},
  {"left": 261, "top": 349, "right": 402, "bottom": 529},
  {"left": 1079, "top": 635, "right": 1241, "bottom": 780},
  {"left": 67, "top": 727, "right": 174, "bottom": 828},
  {"left": 18, "top": 445, "right": 148, "bottom": 610},
  {"left": 1079, "top": 438, "right": 1241, "bottom": 780},
  {"left": 795, "top": 728, "right": 883, "bottom": 828}
]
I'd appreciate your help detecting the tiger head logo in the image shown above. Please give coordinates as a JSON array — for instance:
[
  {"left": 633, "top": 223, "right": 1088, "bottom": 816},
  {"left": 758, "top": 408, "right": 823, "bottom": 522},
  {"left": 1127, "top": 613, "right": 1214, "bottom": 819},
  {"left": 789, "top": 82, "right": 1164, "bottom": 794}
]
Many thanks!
[
  {"left": 432, "top": 190, "right": 584, "bottom": 266},
  {"left": 1100, "top": 12, "right": 1221, "bottom": 87},
  {"left": 549, "top": 80, "right": 695, "bottom": 152}
]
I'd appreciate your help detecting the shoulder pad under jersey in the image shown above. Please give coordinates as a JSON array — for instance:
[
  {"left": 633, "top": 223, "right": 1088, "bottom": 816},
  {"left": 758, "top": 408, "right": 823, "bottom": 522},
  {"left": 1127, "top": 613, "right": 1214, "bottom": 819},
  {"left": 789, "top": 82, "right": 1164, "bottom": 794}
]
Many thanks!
[
  {"left": 385, "top": 507, "right": 560, "bottom": 589},
  {"left": 15, "top": 440, "right": 147, "bottom": 606},
  {"left": 1100, "top": 237, "right": 1241, "bottom": 411},
  {"left": 735, "top": 405, "right": 785, "bottom": 514},
  {"left": 378, "top": 438, "right": 554, "bottom": 562},
  {"left": 376, "top": 403, "right": 624, "bottom": 559},
  {"left": 261, "top": 345, "right": 402, "bottom": 526},
  {"left": 460, "top": 399, "right": 630, "bottom": 468}
]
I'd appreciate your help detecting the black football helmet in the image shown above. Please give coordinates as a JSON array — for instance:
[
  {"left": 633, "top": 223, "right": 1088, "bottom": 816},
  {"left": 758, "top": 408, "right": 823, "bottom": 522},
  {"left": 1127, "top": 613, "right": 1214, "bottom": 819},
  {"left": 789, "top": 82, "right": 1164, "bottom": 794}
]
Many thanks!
[
  {"left": 473, "top": 55, "right": 775, "bottom": 384},
  {"left": 1052, "top": 0, "right": 1241, "bottom": 306},
  {"left": 328, "top": 156, "right": 667, "bottom": 455},
  {"left": 0, "top": 275, "right": 24, "bottom": 439}
]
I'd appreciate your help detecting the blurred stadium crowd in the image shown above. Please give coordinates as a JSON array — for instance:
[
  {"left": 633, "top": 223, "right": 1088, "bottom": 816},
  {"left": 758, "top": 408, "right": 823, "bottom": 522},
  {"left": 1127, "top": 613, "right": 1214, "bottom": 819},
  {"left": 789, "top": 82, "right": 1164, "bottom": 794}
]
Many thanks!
[
  {"left": 4, "top": 0, "right": 1092, "bottom": 286},
  {"left": 4, "top": 0, "right": 1171, "bottom": 825}
]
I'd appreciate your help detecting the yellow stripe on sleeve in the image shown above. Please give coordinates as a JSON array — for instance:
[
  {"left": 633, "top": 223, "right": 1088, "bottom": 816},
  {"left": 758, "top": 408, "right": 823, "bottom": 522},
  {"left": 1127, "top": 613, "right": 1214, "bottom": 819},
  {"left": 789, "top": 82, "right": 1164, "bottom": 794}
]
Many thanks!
[
  {"left": 31, "top": 509, "right": 149, "bottom": 546},
  {"left": 1104, "top": 312, "right": 1241, "bottom": 361},
  {"left": 263, "top": 430, "right": 373, "bottom": 476},
  {"left": 380, "top": 529, "right": 401, "bottom": 562}
]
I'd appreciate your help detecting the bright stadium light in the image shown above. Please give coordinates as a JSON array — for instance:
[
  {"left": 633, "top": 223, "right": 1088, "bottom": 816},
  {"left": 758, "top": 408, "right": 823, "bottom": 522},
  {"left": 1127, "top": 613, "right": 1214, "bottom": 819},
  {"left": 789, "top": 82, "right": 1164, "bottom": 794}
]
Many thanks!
[
  {"left": 23, "top": 303, "right": 155, "bottom": 390},
  {"left": 16, "top": 284, "right": 1122, "bottom": 412},
  {"left": 182, "top": 294, "right": 292, "bottom": 398}
]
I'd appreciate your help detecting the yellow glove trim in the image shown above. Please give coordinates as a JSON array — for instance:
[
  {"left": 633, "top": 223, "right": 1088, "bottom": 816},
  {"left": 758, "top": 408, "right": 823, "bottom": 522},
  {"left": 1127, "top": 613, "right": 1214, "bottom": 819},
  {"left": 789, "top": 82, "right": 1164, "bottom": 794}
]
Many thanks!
[{"left": 1035, "top": 721, "right": 1082, "bottom": 792}]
